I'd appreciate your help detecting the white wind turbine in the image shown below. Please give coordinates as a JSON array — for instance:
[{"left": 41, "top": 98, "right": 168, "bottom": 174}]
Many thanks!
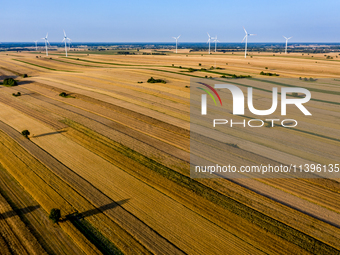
[
  {"left": 34, "top": 40, "right": 38, "bottom": 51},
  {"left": 283, "top": 36, "right": 292, "bottom": 54},
  {"left": 62, "top": 30, "right": 71, "bottom": 57},
  {"left": 41, "top": 33, "right": 50, "bottom": 56},
  {"left": 213, "top": 36, "right": 220, "bottom": 52},
  {"left": 207, "top": 33, "right": 212, "bottom": 54},
  {"left": 242, "top": 27, "right": 256, "bottom": 58},
  {"left": 172, "top": 35, "right": 180, "bottom": 53}
]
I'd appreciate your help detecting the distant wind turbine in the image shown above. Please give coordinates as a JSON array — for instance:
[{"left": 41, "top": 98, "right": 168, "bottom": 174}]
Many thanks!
[
  {"left": 207, "top": 33, "right": 212, "bottom": 54},
  {"left": 213, "top": 36, "right": 220, "bottom": 52},
  {"left": 283, "top": 36, "right": 292, "bottom": 54},
  {"left": 242, "top": 27, "right": 256, "bottom": 58},
  {"left": 41, "top": 33, "right": 50, "bottom": 56},
  {"left": 172, "top": 35, "right": 180, "bottom": 53},
  {"left": 62, "top": 30, "right": 71, "bottom": 57},
  {"left": 34, "top": 40, "right": 38, "bottom": 51}
]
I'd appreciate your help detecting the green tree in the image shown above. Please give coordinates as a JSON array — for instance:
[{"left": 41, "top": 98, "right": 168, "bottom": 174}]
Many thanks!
[
  {"left": 21, "top": 130, "right": 30, "bottom": 138},
  {"left": 3, "top": 78, "right": 17, "bottom": 86},
  {"left": 49, "top": 208, "right": 61, "bottom": 224}
]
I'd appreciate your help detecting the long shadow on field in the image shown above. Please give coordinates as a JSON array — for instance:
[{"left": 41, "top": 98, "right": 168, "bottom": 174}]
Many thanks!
[
  {"left": 33, "top": 130, "right": 66, "bottom": 138},
  {"left": 78, "top": 199, "right": 130, "bottom": 219},
  {"left": 0, "top": 205, "right": 40, "bottom": 219}
]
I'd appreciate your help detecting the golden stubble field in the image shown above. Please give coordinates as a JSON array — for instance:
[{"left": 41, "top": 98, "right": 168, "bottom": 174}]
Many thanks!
[{"left": 0, "top": 49, "right": 339, "bottom": 254}]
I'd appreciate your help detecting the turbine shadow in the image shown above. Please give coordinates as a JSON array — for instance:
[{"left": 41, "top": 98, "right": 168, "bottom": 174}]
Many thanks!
[{"left": 0, "top": 205, "right": 40, "bottom": 219}]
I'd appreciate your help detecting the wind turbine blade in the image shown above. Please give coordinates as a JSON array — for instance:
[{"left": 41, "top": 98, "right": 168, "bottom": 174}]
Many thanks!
[
  {"left": 62, "top": 38, "right": 65, "bottom": 42},
  {"left": 243, "top": 27, "right": 247, "bottom": 34},
  {"left": 46, "top": 33, "right": 48, "bottom": 38},
  {"left": 63, "top": 30, "right": 66, "bottom": 37},
  {"left": 178, "top": 35, "right": 181, "bottom": 39},
  {"left": 241, "top": 35, "right": 247, "bottom": 43},
  {"left": 207, "top": 32, "right": 210, "bottom": 38},
  {"left": 283, "top": 36, "right": 287, "bottom": 40},
  {"left": 249, "top": 34, "right": 256, "bottom": 36},
  {"left": 288, "top": 37, "right": 292, "bottom": 40},
  {"left": 172, "top": 37, "right": 176, "bottom": 39}
]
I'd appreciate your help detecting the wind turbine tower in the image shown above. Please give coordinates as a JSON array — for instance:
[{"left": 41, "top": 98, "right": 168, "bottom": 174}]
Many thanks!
[
  {"left": 172, "top": 35, "right": 180, "bottom": 53},
  {"left": 62, "top": 30, "right": 71, "bottom": 57},
  {"left": 207, "top": 33, "right": 212, "bottom": 54},
  {"left": 41, "top": 33, "right": 49, "bottom": 56},
  {"left": 242, "top": 27, "right": 256, "bottom": 58},
  {"left": 283, "top": 36, "right": 292, "bottom": 54}
]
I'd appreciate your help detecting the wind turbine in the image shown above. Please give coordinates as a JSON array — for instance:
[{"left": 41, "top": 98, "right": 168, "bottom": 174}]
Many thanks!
[
  {"left": 172, "top": 35, "right": 180, "bottom": 53},
  {"left": 34, "top": 40, "right": 38, "bottom": 51},
  {"left": 41, "top": 33, "right": 49, "bottom": 56},
  {"left": 62, "top": 30, "right": 71, "bottom": 57},
  {"left": 283, "top": 36, "right": 292, "bottom": 54},
  {"left": 213, "top": 36, "right": 220, "bottom": 52},
  {"left": 207, "top": 33, "right": 212, "bottom": 54},
  {"left": 242, "top": 27, "right": 256, "bottom": 58}
]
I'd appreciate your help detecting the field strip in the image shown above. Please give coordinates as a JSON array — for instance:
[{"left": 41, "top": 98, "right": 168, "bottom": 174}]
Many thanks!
[
  {"left": 30, "top": 76, "right": 190, "bottom": 121},
  {"left": 30, "top": 77, "right": 190, "bottom": 129},
  {"left": 12, "top": 59, "right": 77, "bottom": 72}
]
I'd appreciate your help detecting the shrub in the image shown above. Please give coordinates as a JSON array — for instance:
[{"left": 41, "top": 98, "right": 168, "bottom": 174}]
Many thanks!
[
  {"left": 12, "top": 92, "right": 21, "bottom": 97},
  {"left": 21, "top": 130, "right": 30, "bottom": 138},
  {"left": 3, "top": 78, "right": 17, "bottom": 86},
  {"left": 198, "top": 63, "right": 201, "bottom": 66},
  {"left": 185, "top": 85, "right": 190, "bottom": 88},
  {"left": 188, "top": 68, "right": 195, "bottom": 72},
  {"left": 179, "top": 66, "right": 182, "bottom": 68},
  {"left": 49, "top": 208, "right": 61, "bottom": 224},
  {"left": 292, "top": 92, "right": 298, "bottom": 97},
  {"left": 265, "top": 67, "right": 268, "bottom": 69},
  {"left": 147, "top": 77, "right": 166, "bottom": 84},
  {"left": 260, "top": 72, "right": 279, "bottom": 76},
  {"left": 22, "top": 74, "right": 28, "bottom": 78},
  {"left": 137, "top": 81, "right": 143, "bottom": 83},
  {"left": 172, "top": 64, "right": 174, "bottom": 67},
  {"left": 59, "top": 92, "right": 68, "bottom": 97}
]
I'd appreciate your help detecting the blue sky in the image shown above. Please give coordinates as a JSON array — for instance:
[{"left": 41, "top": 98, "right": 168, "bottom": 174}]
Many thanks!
[{"left": 1, "top": 0, "right": 339, "bottom": 42}]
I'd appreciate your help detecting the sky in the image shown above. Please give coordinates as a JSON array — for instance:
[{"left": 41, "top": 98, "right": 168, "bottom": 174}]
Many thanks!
[{"left": 1, "top": 0, "right": 339, "bottom": 43}]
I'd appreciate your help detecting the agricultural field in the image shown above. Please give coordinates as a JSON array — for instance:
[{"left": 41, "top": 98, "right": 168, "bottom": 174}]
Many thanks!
[{"left": 0, "top": 49, "right": 339, "bottom": 254}]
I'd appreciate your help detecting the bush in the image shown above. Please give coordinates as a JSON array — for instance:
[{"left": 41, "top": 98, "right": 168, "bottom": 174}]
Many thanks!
[
  {"left": 188, "top": 68, "right": 195, "bottom": 72},
  {"left": 147, "top": 77, "right": 166, "bottom": 84},
  {"left": 59, "top": 92, "right": 68, "bottom": 97},
  {"left": 49, "top": 208, "right": 61, "bottom": 224},
  {"left": 260, "top": 72, "right": 279, "bottom": 76},
  {"left": 12, "top": 92, "right": 21, "bottom": 97},
  {"left": 198, "top": 63, "right": 201, "bottom": 66},
  {"left": 21, "top": 130, "right": 30, "bottom": 138},
  {"left": 3, "top": 78, "right": 17, "bottom": 86},
  {"left": 22, "top": 74, "right": 28, "bottom": 78}
]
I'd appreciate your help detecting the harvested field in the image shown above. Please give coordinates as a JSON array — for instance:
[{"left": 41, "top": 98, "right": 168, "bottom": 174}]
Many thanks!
[{"left": 0, "top": 51, "right": 339, "bottom": 254}]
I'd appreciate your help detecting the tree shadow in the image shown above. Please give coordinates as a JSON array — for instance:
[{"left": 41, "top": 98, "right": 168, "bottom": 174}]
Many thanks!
[
  {"left": 17, "top": 80, "right": 33, "bottom": 85},
  {"left": 0, "top": 205, "right": 40, "bottom": 219},
  {"left": 66, "top": 199, "right": 130, "bottom": 220},
  {"left": 33, "top": 130, "right": 66, "bottom": 138}
]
